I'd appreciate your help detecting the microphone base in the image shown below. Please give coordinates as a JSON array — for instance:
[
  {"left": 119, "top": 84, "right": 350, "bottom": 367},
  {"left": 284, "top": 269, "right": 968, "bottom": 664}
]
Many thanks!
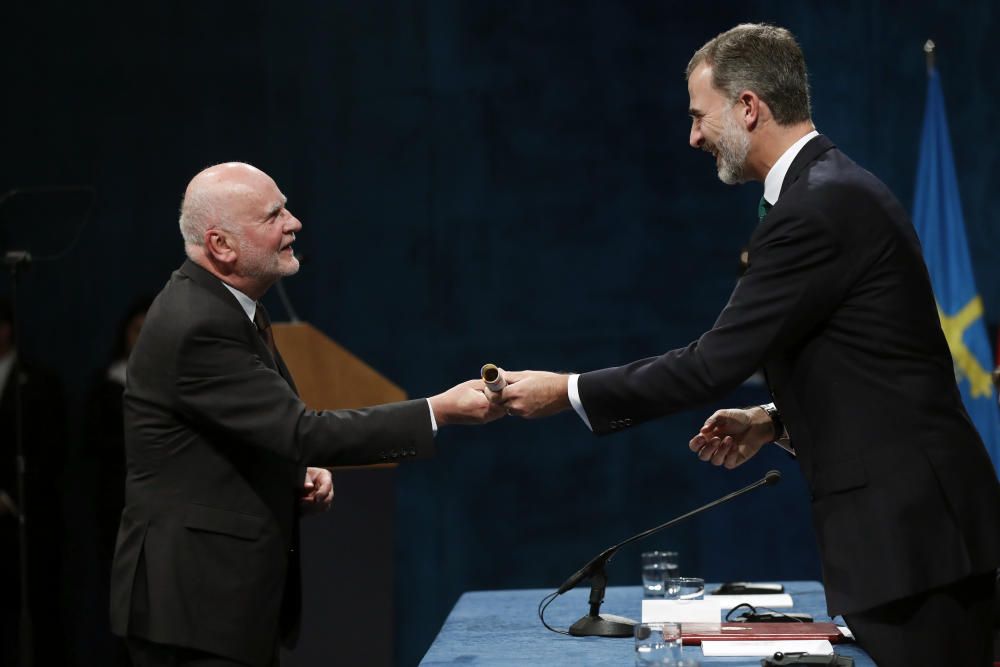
[{"left": 568, "top": 612, "right": 636, "bottom": 637}]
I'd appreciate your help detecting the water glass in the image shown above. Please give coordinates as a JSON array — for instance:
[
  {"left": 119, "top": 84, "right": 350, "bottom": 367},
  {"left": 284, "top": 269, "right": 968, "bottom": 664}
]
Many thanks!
[
  {"left": 663, "top": 550, "right": 679, "bottom": 579},
  {"left": 641, "top": 550, "right": 679, "bottom": 597},
  {"left": 634, "top": 622, "right": 681, "bottom": 665},
  {"left": 665, "top": 577, "right": 705, "bottom": 600}
]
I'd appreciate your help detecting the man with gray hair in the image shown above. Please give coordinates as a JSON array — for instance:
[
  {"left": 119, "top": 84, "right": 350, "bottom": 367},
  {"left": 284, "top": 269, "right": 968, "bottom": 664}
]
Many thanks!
[
  {"left": 496, "top": 23, "right": 999, "bottom": 665},
  {"left": 110, "top": 162, "right": 505, "bottom": 666}
]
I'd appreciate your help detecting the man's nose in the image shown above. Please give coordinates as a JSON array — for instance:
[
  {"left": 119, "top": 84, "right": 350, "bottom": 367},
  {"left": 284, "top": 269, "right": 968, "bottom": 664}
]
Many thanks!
[
  {"left": 285, "top": 212, "right": 303, "bottom": 232},
  {"left": 689, "top": 123, "right": 704, "bottom": 149}
]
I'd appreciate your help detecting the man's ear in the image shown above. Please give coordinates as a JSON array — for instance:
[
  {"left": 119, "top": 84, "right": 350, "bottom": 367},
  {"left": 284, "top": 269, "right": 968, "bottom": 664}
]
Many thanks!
[
  {"left": 204, "top": 229, "right": 238, "bottom": 265},
  {"left": 738, "top": 90, "right": 762, "bottom": 131}
]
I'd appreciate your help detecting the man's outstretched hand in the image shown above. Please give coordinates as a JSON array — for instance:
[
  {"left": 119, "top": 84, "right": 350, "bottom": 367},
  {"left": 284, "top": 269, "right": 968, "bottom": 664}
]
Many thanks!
[
  {"left": 495, "top": 370, "right": 571, "bottom": 419},
  {"left": 688, "top": 407, "right": 774, "bottom": 469},
  {"left": 429, "top": 379, "right": 507, "bottom": 426}
]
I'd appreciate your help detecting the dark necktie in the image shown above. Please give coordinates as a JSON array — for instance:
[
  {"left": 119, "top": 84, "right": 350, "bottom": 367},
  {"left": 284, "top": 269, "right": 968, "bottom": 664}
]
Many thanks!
[
  {"left": 757, "top": 195, "right": 772, "bottom": 223},
  {"left": 253, "top": 303, "right": 297, "bottom": 393},
  {"left": 253, "top": 302, "right": 277, "bottom": 359}
]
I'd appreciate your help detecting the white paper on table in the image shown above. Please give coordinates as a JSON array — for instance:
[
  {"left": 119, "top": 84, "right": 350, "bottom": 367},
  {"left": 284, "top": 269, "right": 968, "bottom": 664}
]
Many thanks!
[
  {"left": 701, "top": 639, "right": 834, "bottom": 656},
  {"left": 837, "top": 625, "right": 854, "bottom": 639},
  {"left": 642, "top": 599, "right": 721, "bottom": 623},
  {"left": 705, "top": 593, "right": 794, "bottom": 609}
]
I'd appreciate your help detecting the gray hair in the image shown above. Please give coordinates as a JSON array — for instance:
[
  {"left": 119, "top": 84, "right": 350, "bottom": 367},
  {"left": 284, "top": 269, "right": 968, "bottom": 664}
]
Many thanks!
[
  {"left": 686, "top": 23, "right": 811, "bottom": 126},
  {"left": 178, "top": 187, "right": 221, "bottom": 247},
  {"left": 178, "top": 175, "right": 250, "bottom": 247}
]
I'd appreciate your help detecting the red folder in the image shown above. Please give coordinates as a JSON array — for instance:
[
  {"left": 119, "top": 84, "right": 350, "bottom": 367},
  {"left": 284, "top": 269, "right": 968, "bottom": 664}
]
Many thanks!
[{"left": 680, "top": 622, "right": 844, "bottom": 645}]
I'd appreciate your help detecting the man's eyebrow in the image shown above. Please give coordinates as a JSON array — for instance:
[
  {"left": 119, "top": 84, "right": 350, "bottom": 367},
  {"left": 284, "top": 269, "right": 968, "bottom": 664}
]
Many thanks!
[
  {"left": 689, "top": 108, "right": 704, "bottom": 118},
  {"left": 265, "top": 196, "right": 287, "bottom": 218}
]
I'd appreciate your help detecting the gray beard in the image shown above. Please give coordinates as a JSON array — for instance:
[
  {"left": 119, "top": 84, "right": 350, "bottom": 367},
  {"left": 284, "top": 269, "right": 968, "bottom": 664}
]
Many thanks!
[{"left": 715, "top": 118, "right": 751, "bottom": 185}]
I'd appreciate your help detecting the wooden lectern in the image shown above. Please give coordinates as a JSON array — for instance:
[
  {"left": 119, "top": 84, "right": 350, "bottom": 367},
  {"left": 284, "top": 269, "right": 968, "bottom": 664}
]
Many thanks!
[
  {"left": 273, "top": 322, "right": 402, "bottom": 667},
  {"left": 272, "top": 322, "right": 407, "bottom": 416}
]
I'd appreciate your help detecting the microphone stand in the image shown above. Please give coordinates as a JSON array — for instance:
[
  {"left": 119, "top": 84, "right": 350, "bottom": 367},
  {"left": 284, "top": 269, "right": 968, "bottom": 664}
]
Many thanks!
[
  {"left": 553, "top": 470, "right": 782, "bottom": 638},
  {"left": 1, "top": 187, "right": 93, "bottom": 667},
  {"left": 4, "top": 250, "right": 33, "bottom": 666}
]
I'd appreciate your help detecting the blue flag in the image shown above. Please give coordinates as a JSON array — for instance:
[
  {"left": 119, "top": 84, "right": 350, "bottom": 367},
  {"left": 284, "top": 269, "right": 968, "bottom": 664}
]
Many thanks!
[{"left": 912, "top": 67, "right": 1000, "bottom": 473}]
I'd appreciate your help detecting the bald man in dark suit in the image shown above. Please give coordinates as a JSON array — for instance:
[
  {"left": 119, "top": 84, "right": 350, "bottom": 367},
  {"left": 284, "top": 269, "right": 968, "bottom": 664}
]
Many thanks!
[{"left": 111, "top": 162, "right": 503, "bottom": 666}]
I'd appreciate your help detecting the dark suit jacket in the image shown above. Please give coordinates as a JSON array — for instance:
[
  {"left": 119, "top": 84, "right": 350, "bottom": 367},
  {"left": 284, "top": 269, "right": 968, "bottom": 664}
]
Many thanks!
[
  {"left": 578, "top": 135, "right": 1000, "bottom": 616},
  {"left": 110, "top": 260, "right": 434, "bottom": 666}
]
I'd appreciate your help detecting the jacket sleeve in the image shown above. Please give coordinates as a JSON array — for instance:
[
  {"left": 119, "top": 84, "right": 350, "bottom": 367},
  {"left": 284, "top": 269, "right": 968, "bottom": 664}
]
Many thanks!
[
  {"left": 173, "top": 320, "right": 434, "bottom": 466},
  {"left": 578, "top": 202, "right": 850, "bottom": 434}
]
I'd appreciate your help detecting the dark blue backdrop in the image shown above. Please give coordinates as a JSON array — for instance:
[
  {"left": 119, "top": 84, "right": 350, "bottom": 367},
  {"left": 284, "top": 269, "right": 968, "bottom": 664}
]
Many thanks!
[{"left": 2, "top": 2, "right": 997, "bottom": 665}]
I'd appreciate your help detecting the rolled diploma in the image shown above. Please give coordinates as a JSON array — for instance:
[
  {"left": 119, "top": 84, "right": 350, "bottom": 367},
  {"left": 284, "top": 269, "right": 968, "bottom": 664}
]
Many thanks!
[{"left": 480, "top": 363, "right": 506, "bottom": 393}]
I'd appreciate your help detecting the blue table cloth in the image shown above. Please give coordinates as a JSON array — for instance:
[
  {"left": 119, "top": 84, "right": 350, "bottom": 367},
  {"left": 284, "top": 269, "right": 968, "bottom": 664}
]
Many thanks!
[{"left": 421, "top": 581, "right": 874, "bottom": 666}]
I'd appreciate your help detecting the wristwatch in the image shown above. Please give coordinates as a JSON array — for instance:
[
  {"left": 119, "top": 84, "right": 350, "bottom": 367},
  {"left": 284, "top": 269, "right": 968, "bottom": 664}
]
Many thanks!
[{"left": 759, "top": 402, "right": 794, "bottom": 455}]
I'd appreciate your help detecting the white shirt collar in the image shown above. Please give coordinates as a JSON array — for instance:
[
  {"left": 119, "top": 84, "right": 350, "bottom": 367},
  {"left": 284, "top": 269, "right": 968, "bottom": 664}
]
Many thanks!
[
  {"left": 222, "top": 282, "right": 257, "bottom": 322},
  {"left": 763, "top": 129, "right": 819, "bottom": 206}
]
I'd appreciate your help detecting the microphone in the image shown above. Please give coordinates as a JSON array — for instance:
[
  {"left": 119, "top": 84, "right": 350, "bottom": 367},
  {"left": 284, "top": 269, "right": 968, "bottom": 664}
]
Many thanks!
[{"left": 544, "top": 470, "right": 782, "bottom": 638}]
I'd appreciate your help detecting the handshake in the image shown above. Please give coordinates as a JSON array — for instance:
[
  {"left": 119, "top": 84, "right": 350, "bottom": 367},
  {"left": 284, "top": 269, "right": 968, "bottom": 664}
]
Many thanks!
[
  {"left": 426, "top": 364, "right": 776, "bottom": 473},
  {"left": 426, "top": 365, "right": 572, "bottom": 426}
]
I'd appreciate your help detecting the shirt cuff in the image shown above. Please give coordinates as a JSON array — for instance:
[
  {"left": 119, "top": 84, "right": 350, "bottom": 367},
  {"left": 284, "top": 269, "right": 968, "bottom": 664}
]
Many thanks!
[
  {"left": 426, "top": 398, "right": 438, "bottom": 435},
  {"left": 567, "top": 374, "right": 593, "bottom": 431}
]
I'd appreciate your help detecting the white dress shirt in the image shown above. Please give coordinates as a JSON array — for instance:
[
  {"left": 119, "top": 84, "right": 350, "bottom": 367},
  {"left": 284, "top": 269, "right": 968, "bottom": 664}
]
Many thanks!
[{"left": 763, "top": 130, "right": 818, "bottom": 207}]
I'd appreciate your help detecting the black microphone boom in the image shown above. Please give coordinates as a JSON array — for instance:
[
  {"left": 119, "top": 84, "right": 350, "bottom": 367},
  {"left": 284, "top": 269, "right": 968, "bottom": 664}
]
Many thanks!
[{"left": 550, "top": 470, "right": 782, "bottom": 638}]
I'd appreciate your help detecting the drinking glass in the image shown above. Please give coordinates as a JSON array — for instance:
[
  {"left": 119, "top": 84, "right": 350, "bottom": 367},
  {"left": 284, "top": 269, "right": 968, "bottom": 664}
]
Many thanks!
[
  {"left": 641, "top": 550, "right": 678, "bottom": 598},
  {"left": 634, "top": 622, "right": 681, "bottom": 665},
  {"left": 665, "top": 577, "right": 705, "bottom": 600}
]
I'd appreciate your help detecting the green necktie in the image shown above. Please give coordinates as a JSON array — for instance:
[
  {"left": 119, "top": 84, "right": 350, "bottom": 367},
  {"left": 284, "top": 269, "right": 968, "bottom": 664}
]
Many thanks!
[{"left": 757, "top": 196, "right": 772, "bottom": 223}]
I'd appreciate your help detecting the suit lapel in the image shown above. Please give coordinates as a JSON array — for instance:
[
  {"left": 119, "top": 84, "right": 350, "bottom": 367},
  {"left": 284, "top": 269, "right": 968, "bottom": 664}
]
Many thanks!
[
  {"left": 178, "top": 260, "right": 299, "bottom": 395},
  {"left": 253, "top": 324, "right": 299, "bottom": 395},
  {"left": 179, "top": 259, "right": 249, "bottom": 319},
  {"left": 271, "top": 346, "right": 299, "bottom": 395},
  {"left": 778, "top": 134, "right": 836, "bottom": 198},
  {"left": 758, "top": 138, "right": 836, "bottom": 411}
]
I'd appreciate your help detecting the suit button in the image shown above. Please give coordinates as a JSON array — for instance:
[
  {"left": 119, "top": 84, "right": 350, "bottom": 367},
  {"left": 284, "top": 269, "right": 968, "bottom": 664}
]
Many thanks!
[
  {"left": 391, "top": 450, "right": 399, "bottom": 459},
  {"left": 610, "top": 421, "right": 619, "bottom": 429},
  {"left": 624, "top": 418, "right": 632, "bottom": 426}
]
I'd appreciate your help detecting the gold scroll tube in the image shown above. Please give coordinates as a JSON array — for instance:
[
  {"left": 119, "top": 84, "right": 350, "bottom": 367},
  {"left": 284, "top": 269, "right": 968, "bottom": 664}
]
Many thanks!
[{"left": 480, "top": 363, "right": 506, "bottom": 393}]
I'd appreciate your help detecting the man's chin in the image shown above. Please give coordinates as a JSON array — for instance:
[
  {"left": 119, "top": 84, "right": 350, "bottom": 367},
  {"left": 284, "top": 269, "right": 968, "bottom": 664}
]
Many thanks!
[{"left": 716, "top": 165, "right": 745, "bottom": 186}]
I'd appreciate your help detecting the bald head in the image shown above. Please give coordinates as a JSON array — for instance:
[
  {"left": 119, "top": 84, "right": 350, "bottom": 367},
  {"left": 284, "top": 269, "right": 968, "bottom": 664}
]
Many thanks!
[
  {"left": 179, "top": 162, "right": 275, "bottom": 248},
  {"left": 177, "top": 162, "right": 302, "bottom": 299}
]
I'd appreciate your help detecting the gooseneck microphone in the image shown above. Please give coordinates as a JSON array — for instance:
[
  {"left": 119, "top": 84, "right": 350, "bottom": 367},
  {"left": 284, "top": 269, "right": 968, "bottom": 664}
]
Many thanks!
[{"left": 540, "top": 470, "right": 782, "bottom": 638}]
